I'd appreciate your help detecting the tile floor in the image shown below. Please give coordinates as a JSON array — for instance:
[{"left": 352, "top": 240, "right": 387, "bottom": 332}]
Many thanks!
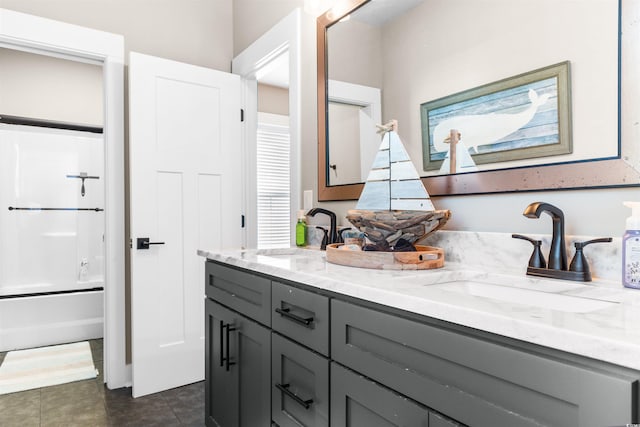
[{"left": 0, "top": 339, "right": 205, "bottom": 426}]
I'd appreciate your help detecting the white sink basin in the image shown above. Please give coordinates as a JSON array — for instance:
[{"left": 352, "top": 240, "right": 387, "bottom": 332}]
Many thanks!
[{"left": 427, "top": 281, "right": 618, "bottom": 313}]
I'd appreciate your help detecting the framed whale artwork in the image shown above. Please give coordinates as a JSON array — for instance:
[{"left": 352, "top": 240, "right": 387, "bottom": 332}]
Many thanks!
[{"left": 420, "top": 62, "right": 571, "bottom": 174}]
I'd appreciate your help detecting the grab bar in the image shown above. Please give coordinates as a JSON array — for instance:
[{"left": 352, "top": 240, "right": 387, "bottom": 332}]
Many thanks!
[{"left": 8, "top": 207, "right": 104, "bottom": 212}]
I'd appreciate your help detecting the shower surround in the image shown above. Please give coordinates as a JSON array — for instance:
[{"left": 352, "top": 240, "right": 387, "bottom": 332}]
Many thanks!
[{"left": 0, "top": 123, "right": 105, "bottom": 351}]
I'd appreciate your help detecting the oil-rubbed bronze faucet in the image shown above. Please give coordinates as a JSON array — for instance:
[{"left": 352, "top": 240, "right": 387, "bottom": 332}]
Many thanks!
[
  {"left": 523, "top": 202, "right": 567, "bottom": 270},
  {"left": 307, "top": 208, "right": 338, "bottom": 249},
  {"left": 514, "top": 202, "right": 612, "bottom": 282}
]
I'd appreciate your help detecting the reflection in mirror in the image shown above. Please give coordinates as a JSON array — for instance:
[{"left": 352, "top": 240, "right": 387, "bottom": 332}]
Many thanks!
[
  {"left": 327, "top": 80, "right": 380, "bottom": 185},
  {"left": 317, "top": 0, "right": 640, "bottom": 201}
]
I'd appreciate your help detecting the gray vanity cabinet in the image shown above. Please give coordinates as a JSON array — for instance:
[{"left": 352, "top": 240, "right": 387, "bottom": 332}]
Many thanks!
[
  {"left": 330, "top": 362, "right": 432, "bottom": 426},
  {"left": 271, "top": 333, "right": 329, "bottom": 427},
  {"left": 205, "top": 260, "right": 639, "bottom": 427},
  {"left": 331, "top": 299, "right": 639, "bottom": 427},
  {"left": 205, "top": 299, "right": 271, "bottom": 427}
]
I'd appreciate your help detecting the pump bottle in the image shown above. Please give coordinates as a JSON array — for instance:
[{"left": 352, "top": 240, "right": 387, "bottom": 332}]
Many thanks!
[
  {"left": 622, "top": 201, "right": 640, "bottom": 289},
  {"left": 295, "top": 210, "right": 307, "bottom": 247}
]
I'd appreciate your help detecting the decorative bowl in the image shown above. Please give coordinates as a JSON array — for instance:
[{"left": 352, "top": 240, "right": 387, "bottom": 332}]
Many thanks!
[{"left": 346, "top": 209, "right": 451, "bottom": 248}]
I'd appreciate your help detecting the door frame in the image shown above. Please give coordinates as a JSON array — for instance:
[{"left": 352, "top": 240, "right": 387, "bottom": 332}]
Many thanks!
[
  {"left": 0, "top": 8, "right": 127, "bottom": 388},
  {"left": 232, "top": 8, "right": 302, "bottom": 249}
]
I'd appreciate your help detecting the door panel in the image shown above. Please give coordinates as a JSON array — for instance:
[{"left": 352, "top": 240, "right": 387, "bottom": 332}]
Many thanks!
[{"left": 130, "top": 52, "right": 242, "bottom": 397}]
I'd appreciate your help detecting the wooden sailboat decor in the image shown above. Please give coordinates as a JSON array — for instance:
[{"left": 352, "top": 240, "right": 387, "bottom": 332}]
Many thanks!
[{"left": 345, "top": 120, "right": 450, "bottom": 250}]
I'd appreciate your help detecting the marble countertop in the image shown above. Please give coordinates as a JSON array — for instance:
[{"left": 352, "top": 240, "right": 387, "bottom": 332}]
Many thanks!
[{"left": 198, "top": 246, "right": 640, "bottom": 371}]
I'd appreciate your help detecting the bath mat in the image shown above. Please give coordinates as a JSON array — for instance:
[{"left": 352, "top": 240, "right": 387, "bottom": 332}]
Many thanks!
[{"left": 0, "top": 341, "right": 97, "bottom": 395}]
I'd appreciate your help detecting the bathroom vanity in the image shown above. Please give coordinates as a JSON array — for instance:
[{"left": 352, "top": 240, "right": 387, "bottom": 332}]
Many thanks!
[{"left": 200, "top": 245, "right": 640, "bottom": 427}]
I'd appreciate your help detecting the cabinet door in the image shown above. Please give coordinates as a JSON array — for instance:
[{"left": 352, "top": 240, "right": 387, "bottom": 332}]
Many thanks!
[
  {"left": 331, "top": 362, "right": 430, "bottom": 427},
  {"left": 206, "top": 299, "right": 271, "bottom": 427},
  {"left": 272, "top": 333, "right": 329, "bottom": 427}
]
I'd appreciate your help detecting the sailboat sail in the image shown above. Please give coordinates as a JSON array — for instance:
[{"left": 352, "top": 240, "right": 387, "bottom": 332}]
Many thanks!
[{"left": 356, "top": 131, "right": 435, "bottom": 211}]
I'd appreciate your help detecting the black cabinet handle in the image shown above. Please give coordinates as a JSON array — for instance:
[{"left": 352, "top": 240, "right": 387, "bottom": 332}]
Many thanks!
[
  {"left": 275, "top": 383, "right": 314, "bottom": 409},
  {"left": 224, "top": 324, "right": 236, "bottom": 371},
  {"left": 219, "top": 320, "right": 224, "bottom": 367},
  {"left": 275, "top": 308, "right": 314, "bottom": 327},
  {"left": 219, "top": 321, "right": 236, "bottom": 371}
]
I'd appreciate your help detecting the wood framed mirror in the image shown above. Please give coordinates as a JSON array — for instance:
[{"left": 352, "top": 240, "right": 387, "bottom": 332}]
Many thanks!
[{"left": 317, "top": 0, "right": 640, "bottom": 202}]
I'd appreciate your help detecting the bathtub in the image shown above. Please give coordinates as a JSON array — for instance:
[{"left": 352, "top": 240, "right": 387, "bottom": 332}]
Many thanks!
[{"left": 0, "top": 289, "right": 103, "bottom": 352}]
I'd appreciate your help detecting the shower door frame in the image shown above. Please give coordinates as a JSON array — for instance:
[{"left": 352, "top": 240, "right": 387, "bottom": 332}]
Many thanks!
[{"left": 0, "top": 9, "right": 128, "bottom": 389}]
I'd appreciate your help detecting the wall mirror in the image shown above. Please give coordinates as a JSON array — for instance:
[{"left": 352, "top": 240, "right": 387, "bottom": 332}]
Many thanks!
[{"left": 317, "top": 0, "right": 640, "bottom": 201}]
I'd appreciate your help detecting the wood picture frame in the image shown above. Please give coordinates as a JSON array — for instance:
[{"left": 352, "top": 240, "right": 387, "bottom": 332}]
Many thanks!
[{"left": 421, "top": 61, "right": 572, "bottom": 172}]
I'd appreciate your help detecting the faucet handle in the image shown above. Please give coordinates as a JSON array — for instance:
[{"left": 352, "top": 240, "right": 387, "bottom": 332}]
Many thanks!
[
  {"left": 512, "top": 234, "right": 546, "bottom": 269},
  {"left": 315, "top": 226, "right": 329, "bottom": 250},
  {"left": 569, "top": 237, "right": 612, "bottom": 274},
  {"left": 573, "top": 237, "right": 613, "bottom": 250}
]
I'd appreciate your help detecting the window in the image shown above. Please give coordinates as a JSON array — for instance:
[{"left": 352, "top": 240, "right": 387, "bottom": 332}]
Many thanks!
[{"left": 256, "top": 113, "right": 290, "bottom": 249}]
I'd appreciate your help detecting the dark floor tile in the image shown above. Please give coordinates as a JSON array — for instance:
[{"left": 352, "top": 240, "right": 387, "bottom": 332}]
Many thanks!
[
  {"left": 96, "top": 373, "right": 106, "bottom": 396},
  {"left": 0, "top": 388, "right": 41, "bottom": 427},
  {"left": 105, "top": 387, "right": 182, "bottom": 427},
  {"left": 41, "top": 379, "right": 106, "bottom": 425},
  {"left": 160, "top": 381, "right": 204, "bottom": 405},
  {"left": 90, "top": 339, "right": 103, "bottom": 356},
  {"left": 160, "top": 382, "right": 205, "bottom": 425},
  {"left": 41, "top": 378, "right": 101, "bottom": 402},
  {"left": 41, "top": 400, "right": 108, "bottom": 427},
  {"left": 1, "top": 339, "right": 205, "bottom": 426}
]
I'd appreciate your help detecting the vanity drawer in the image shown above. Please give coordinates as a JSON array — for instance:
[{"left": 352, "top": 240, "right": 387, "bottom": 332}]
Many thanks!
[
  {"left": 205, "top": 261, "right": 271, "bottom": 326},
  {"left": 331, "top": 299, "right": 638, "bottom": 427},
  {"left": 271, "top": 281, "right": 329, "bottom": 356},
  {"left": 330, "top": 362, "right": 431, "bottom": 426},
  {"left": 272, "top": 333, "right": 329, "bottom": 427}
]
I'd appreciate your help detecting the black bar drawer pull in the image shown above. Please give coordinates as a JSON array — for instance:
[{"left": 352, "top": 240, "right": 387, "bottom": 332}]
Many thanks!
[
  {"left": 219, "top": 320, "right": 224, "bottom": 367},
  {"left": 275, "top": 383, "right": 314, "bottom": 409},
  {"left": 225, "top": 324, "right": 236, "bottom": 371},
  {"left": 275, "top": 307, "right": 314, "bottom": 327}
]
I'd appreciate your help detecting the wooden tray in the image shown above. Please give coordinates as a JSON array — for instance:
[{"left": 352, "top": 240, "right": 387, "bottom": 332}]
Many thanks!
[{"left": 326, "top": 243, "right": 444, "bottom": 270}]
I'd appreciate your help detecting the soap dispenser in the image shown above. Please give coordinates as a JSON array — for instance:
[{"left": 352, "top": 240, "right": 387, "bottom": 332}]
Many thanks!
[
  {"left": 623, "top": 201, "right": 640, "bottom": 289},
  {"left": 296, "top": 210, "right": 307, "bottom": 247}
]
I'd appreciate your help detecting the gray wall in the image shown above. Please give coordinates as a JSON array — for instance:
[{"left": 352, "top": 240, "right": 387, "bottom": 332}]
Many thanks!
[
  {"left": 258, "top": 84, "right": 289, "bottom": 115},
  {"left": 0, "top": 0, "right": 233, "bottom": 70},
  {"left": 0, "top": 48, "right": 103, "bottom": 125},
  {"left": 1, "top": 0, "right": 633, "bottom": 240}
]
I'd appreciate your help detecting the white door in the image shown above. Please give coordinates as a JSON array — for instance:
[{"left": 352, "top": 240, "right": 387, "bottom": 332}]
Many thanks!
[{"left": 129, "top": 52, "right": 242, "bottom": 397}]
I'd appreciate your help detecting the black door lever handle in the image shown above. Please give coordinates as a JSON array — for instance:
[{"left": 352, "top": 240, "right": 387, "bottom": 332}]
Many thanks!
[{"left": 136, "top": 237, "right": 166, "bottom": 250}]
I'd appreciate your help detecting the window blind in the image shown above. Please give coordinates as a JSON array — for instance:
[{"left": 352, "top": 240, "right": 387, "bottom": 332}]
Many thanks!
[{"left": 256, "top": 117, "right": 291, "bottom": 249}]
